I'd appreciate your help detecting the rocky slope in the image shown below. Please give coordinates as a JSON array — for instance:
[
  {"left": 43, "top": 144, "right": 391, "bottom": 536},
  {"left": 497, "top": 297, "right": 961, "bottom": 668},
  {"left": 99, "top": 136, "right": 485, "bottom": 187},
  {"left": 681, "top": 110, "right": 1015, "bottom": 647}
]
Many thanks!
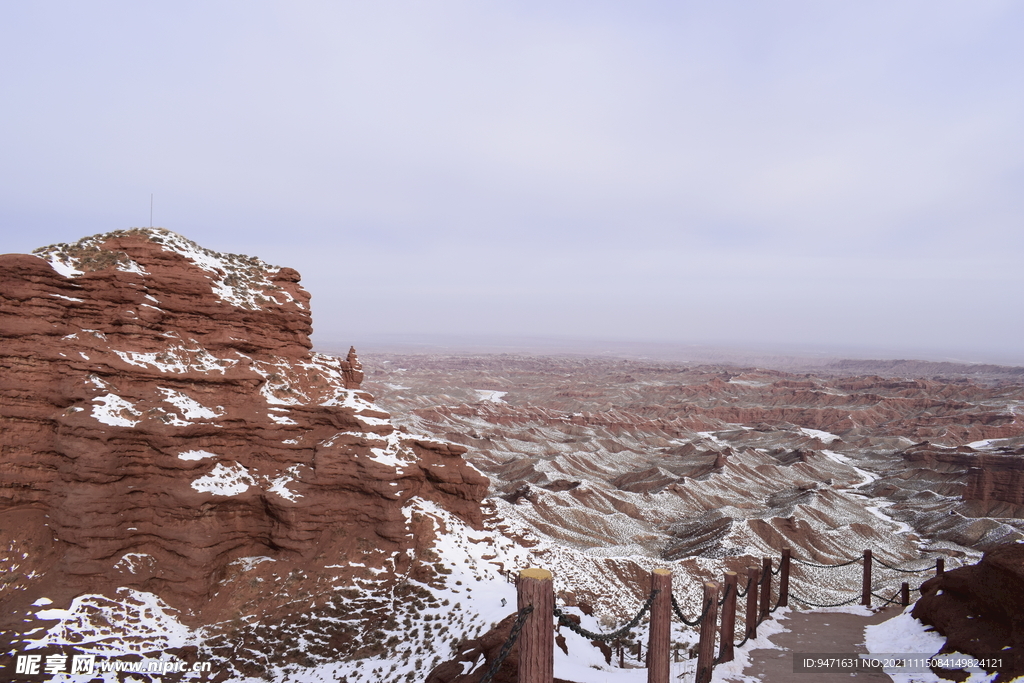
[{"left": 0, "top": 229, "right": 490, "bottom": 680}]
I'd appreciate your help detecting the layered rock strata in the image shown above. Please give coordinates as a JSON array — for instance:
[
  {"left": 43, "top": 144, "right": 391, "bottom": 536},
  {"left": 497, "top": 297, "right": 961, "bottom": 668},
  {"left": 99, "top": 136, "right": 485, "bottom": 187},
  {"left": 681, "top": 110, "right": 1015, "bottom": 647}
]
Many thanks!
[{"left": 0, "top": 229, "right": 488, "bottom": 636}]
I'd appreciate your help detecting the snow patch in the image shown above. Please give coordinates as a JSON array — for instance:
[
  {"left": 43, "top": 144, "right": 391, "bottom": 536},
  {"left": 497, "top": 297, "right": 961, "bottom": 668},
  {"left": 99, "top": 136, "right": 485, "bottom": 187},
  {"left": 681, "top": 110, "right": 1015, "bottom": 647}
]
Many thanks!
[
  {"left": 45, "top": 258, "right": 84, "bottom": 278},
  {"left": 230, "top": 556, "right": 275, "bottom": 571},
  {"left": 114, "top": 553, "right": 154, "bottom": 575},
  {"left": 800, "top": 427, "right": 842, "bottom": 443},
  {"left": 865, "top": 607, "right": 998, "bottom": 682},
  {"left": 158, "top": 387, "right": 222, "bottom": 420},
  {"left": 27, "top": 589, "right": 194, "bottom": 655},
  {"left": 709, "top": 608, "right": 792, "bottom": 682},
  {"left": 822, "top": 449, "right": 878, "bottom": 487},
  {"left": 144, "top": 229, "right": 283, "bottom": 310},
  {"left": 864, "top": 500, "right": 916, "bottom": 536},
  {"left": 266, "top": 465, "right": 303, "bottom": 501},
  {"left": 191, "top": 462, "right": 255, "bottom": 496},
  {"left": 115, "top": 343, "right": 238, "bottom": 375},
  {"left": 91, "top": 394, "right": 141, "bottom": 427},
  {"left": 178, "top": 450, "right": 218, "bottom": 461}
]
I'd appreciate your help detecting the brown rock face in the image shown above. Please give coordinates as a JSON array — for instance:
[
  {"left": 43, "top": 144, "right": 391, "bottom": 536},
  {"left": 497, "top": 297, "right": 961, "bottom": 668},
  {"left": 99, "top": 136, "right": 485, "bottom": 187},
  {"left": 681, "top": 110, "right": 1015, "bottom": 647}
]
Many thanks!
[
  {"left": 913, "top": 543, "right": 1024, "bottom": 681},
  {"left": 901, "top": 443, "right": 1024, "bottom": 513},
  {"left": 0, "top": 229, "right": 487, "bottom": 632}
]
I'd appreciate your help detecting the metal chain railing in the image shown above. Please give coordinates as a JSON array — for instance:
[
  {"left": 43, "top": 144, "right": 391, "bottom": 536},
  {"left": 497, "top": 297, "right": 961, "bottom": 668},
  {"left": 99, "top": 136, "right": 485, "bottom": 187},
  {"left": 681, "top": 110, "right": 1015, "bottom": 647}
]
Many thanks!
[
  {"left": 553, "top": 590, "right": 659, "bottom": 642},
  {"left": 870, "top": 588, "right": 906, "bottom": 606},
  {"left": 792, "top": 556, "right": 861, "bottom": 568},
  {"left": 492, "top": 549, "right": 950, "bottom": 680},
  {"left": 672, "top": 593, "right": 712, "bottom": 627},
  {"left": 479, "top": 605, "right": 533, "bottom": 683},
  {"left": 731, "top": 605, "right": 757, "bottom": 649},
  {"left": 872, "top": 555, "right": 938, "bottom": 573},
  {"left": 717, "top": 581, "right": 732, "bottom": 606},
  {"left": 788, "top": 591, "right": 860, "bottom": 608}
]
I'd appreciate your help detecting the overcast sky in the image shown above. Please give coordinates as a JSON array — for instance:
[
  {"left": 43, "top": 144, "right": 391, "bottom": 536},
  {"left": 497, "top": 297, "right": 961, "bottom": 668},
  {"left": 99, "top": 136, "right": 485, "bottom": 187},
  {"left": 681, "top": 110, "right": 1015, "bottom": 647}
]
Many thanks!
[{"left": 2, "top": 2, "right": 1022, "bottom": 363}]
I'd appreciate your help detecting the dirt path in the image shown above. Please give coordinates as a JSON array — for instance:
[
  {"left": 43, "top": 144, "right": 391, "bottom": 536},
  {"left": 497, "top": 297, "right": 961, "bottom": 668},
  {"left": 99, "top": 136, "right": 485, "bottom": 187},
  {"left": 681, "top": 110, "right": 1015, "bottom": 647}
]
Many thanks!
[{"left": 729, "top": 607, "right": 899, "bottom": 682}]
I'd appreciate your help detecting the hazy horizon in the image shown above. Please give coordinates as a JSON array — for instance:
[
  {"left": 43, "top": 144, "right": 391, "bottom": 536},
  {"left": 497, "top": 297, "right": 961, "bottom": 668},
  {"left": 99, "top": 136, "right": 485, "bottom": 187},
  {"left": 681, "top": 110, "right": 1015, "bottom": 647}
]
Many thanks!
[
  {"left": 3, "top": 2, "right": 1022, "bottom": 364},
  {"left": 316, "top": 332, "right": 1024, "bottom": 369}
]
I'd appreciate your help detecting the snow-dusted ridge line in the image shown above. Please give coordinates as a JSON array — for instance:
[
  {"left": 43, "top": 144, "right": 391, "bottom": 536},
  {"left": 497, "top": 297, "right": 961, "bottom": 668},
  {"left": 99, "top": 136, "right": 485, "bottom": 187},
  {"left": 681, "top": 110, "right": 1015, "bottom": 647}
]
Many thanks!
[{"left": 33, "top": 228, "right": 293, "bottom": 310}]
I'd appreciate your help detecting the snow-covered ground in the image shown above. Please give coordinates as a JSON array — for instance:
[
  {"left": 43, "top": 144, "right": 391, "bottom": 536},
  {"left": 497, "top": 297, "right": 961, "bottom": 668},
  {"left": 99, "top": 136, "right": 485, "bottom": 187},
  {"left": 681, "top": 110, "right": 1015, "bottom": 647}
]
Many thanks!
[{"left": 865, "top": 607, "right": 999, "bottom": 683}]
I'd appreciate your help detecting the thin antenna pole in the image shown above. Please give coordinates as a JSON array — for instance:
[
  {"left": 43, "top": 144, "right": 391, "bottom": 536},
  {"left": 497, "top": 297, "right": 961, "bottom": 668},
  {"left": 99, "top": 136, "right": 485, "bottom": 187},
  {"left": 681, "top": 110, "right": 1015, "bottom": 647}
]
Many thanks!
[{"left": 150, "top": 194, "right": 153, "bottom": 228}]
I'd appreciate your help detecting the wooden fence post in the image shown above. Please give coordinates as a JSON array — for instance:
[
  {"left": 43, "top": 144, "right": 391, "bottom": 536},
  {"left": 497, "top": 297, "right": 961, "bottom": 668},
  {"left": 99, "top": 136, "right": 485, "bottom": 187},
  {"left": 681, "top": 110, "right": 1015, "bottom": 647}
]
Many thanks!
[
  {"left": 861, "top": 550, "right": 872, "bottom": 607},
  {"left": 718, "top": 571, "right": 738, "bottom": 664},
  {"left": 745, "top": 567, "right": 759, "bottom": 641},
  {"left": 518, "top": 568, "right": 553, "bottom": 683},
  {"left": 695, "top": 582, "right": 720, "bottom": 683},
  {"left": 901, "top": 582, "right": 910, "bottom": 606},
  {"left": 647, "top": 568, "right": 671, "bottom": 683},
  {"left": 936, "top": 558, "right": 944, "bottom": 576},
  {"left": 779, "top": 548, "right": 791, "bottom": 607},
  {"left": 759, "top": 558, "right": 772, "bottom": 623}
]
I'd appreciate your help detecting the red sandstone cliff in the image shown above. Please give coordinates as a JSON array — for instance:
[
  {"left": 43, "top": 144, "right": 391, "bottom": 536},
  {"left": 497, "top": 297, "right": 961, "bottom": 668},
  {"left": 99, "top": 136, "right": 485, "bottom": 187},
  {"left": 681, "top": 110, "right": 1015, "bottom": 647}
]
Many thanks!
[{"left": 0, "top": 229, "right": 488, "bottom": 640}]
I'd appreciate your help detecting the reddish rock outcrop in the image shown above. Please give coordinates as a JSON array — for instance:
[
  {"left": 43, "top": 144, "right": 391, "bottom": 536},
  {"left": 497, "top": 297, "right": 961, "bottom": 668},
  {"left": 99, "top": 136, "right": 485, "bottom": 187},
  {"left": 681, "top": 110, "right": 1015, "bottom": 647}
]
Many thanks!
[
  {"left": 913, "top": 543, "right": 1024, "bottom": 681},
  {"left": 0, "top": 229, "right": 488, "bottom": 637},
  {"left": 900, "top": 443, "right": 1024, "bottom": 512}
]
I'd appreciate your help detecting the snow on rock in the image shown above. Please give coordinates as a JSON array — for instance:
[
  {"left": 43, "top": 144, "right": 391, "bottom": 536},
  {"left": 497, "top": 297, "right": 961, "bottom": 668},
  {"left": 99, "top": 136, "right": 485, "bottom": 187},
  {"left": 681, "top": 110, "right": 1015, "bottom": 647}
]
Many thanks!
[
  {"left": 268, "top": 410, "right": 298, "bottom": 425},
  {"left": 177, "top": 450, "right": 218, "bottom": 461},
  {"left": 266, "top": 466, "right": 303, "bottom": 501},
  {"left": 229, "top": 556, "right": 275, "bottom": 571},
  {"left": 34, "top": 228, "right": 284, "bottom": 310},
  {"left": 115, "top": 343, "right": 239, "bottom": 375},
  {"left": 90, "top": 394, "right": 141, "bottom": 428},
  {"left": 140, "top": 229, "right": 280, "bottom": 310},
  {"left": 113, "top": 553, "right": 156, "bottom": 575},
  {"left": 158, "top": 387, "right": 222, "bottom": 420},
  {"left": 191, "top": 462, "right": 255, "bottom": 496},
  {"left": 800, "top": 427, "right": 842, "bottom": 443},
  {"left": 26, "top": 589, "right": 195, "bottom": 655}
]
